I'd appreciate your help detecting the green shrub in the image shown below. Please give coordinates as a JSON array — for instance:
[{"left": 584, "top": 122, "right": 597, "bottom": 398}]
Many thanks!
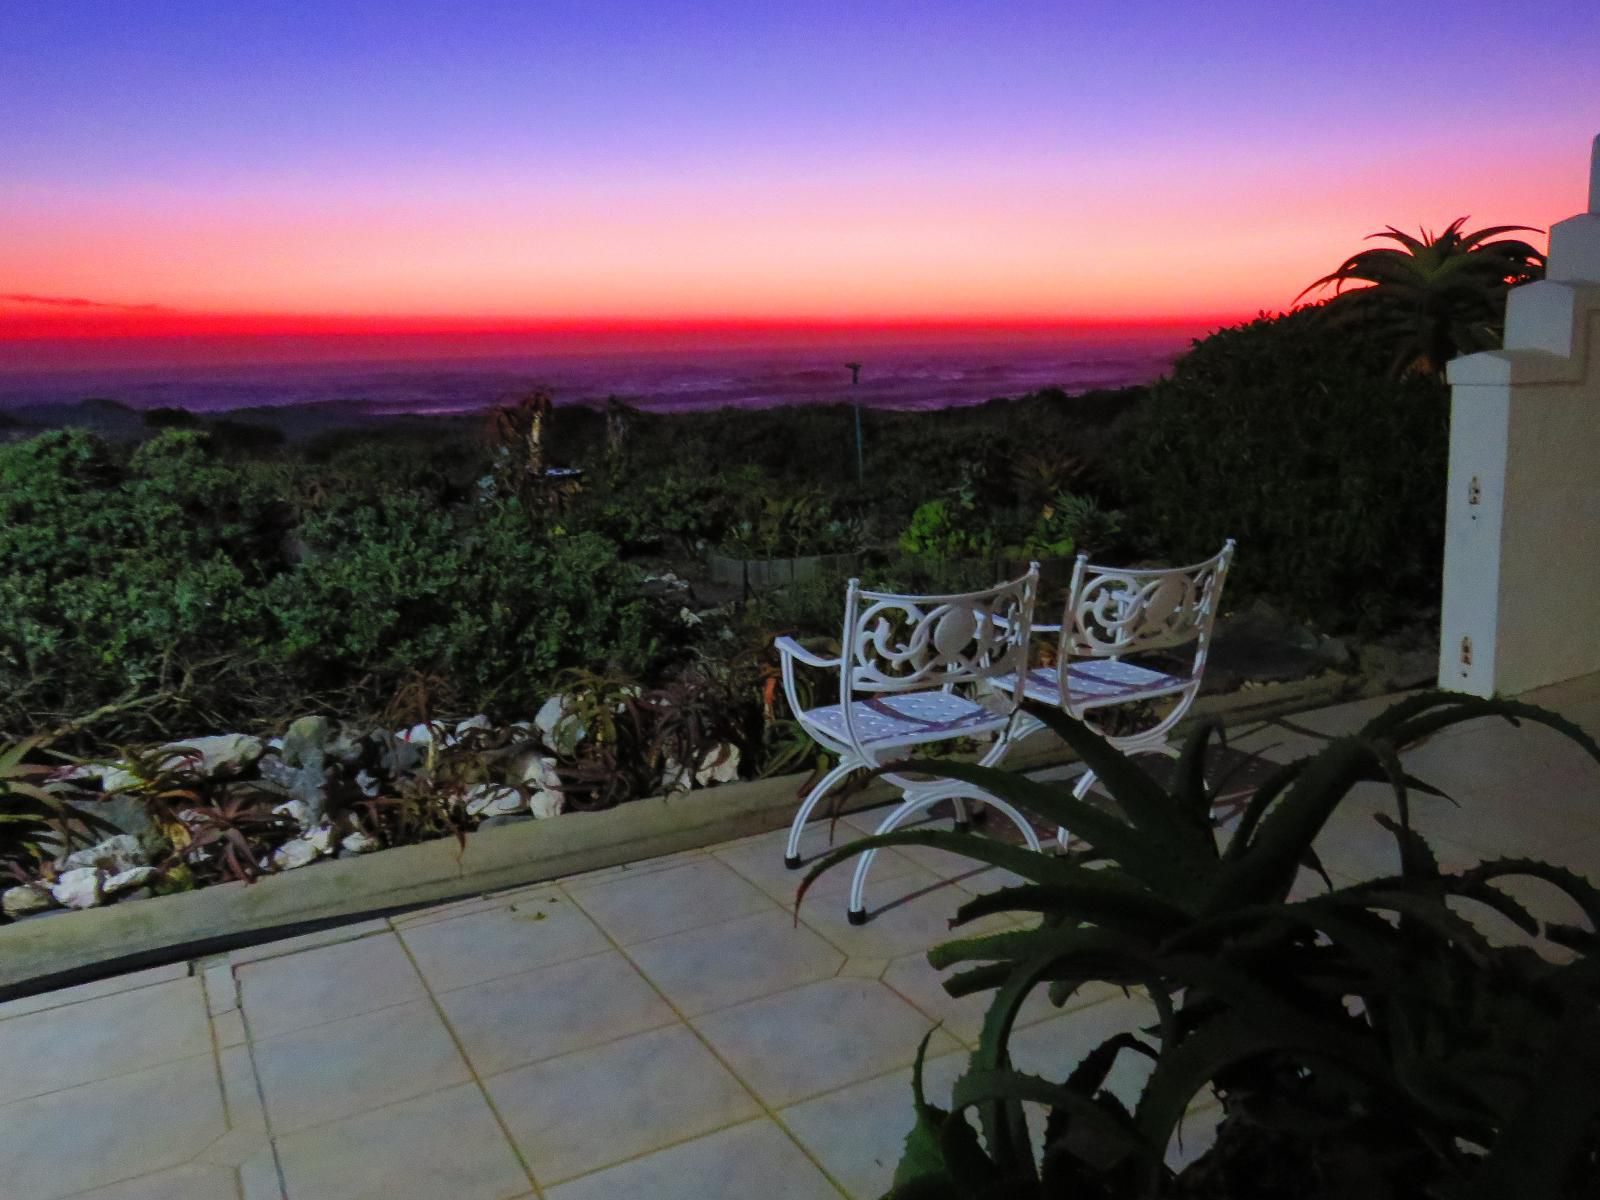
[
  {"left": 0, "top": 430, "right": 286, "bottom": 727},
  {"left": 1119, "top": 308, "right": 1448, "bottom": 630},
  {"left": 804, "top": 694, "right": 1600, "bottom": 1198},
  {"left": 0, "top": 430, "right": 652, "bottom": 736},
  {"left": 269, "top": 496, "right": 652, "bottom": 714}
]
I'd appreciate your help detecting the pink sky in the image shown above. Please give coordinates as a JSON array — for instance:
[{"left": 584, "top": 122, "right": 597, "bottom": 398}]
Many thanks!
[{"left": 2, "top": 3, "right": 1595, "bottom": 368}]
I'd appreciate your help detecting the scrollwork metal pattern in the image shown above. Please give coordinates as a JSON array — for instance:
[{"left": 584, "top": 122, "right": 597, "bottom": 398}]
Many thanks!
[
  {"left": 847, "top": 575, "right": 1034, "bottom": 693},
  {"left": 1066, "top": 554, "right": 1228, "bottom": 657}
]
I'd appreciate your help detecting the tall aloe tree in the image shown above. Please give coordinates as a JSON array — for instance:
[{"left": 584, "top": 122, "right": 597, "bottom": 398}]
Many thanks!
[{"left": 1298, "top": 218, "right": 1545, "bottom": 378}]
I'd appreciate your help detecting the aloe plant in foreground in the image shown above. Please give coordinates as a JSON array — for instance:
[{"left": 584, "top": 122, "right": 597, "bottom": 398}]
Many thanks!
[{"left": 799, "top": 693, "right": 1600, "bottom": 1199}]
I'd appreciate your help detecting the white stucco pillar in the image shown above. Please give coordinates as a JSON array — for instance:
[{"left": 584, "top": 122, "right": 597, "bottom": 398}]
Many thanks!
[{"left": 1439, "top": 135, "right": 1600, "bottom": 696}]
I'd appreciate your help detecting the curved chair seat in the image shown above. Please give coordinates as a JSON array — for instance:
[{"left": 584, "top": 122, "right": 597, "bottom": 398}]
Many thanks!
[
  {"left": 800, "top": 692, "right": 1008, "bottom": 749},
  {"left": 992, "top": 661, "right": 1190, "bottom": 710}
]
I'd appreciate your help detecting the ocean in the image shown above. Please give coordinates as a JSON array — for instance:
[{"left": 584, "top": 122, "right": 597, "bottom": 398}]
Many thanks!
[{"left": 0, "top": 331, "right": 1192, "bottom": 421}]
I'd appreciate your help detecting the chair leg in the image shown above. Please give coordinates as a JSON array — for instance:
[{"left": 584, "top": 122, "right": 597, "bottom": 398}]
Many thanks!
[
  {"left": 784, "top": 760, "right": 857, "bottom": 870},
  {"left": 1056, "top": 768, "right": 1099, "bottom": 851},
  {"left": 950, "top": 794, "right": 970, "bottom": 833},
  {"left": 847, "top": 787, "right": 1043, "bottom": 924}
]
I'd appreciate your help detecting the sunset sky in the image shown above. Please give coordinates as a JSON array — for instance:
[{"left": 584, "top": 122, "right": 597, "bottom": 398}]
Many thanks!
[{"left": 2, "top": 0, "right": 1596, "bottom": 367}]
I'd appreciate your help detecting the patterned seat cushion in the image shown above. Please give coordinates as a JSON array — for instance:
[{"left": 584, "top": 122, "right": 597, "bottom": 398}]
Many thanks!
[
  {"left": 994, "top": 660, "right": 1188, "bottom": 706},
  {"left": 801, "top": 690, "right": 1008, "bottom": 748}
]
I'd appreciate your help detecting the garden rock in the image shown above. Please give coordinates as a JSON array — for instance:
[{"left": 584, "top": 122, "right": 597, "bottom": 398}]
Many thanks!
[
  {"left": 271, "top": 835, "right": 324, "bottom": 871},
  {"left": 86, "top": 795, "right": 158, "bottom": 841},
  {"left": 104, "top": 866, "right": 157, "bottom": 896},
  {"left": 51, "top": 868, "right": 103, "bottom": 909},
  {"left": 62, "top": 834, "right": 146, "bottom": 874},
  {"left": 2, "top": 884, "right": 53, "bottom": 918},
  {"left": 534, "top": 695, "right": 586, "bottom": 755},
  {"left": 158, "top": 732, "right": 264, "bottom": 776},
  {"left": 258, "top": 752, "right": 331, "bottom": 827},
  {"left": 663, "top": 744, "right": 742, "bottom": 792},
  {"left": 464, "top": 784, "right": 526, "bottom": 818},
  {"left": 339, "top": 830, "right": 380, "bottom": 856},
  {"left": 281, "top": 716, "right": 333, "bottom": 767},
  {"left": 511, "top": 751, "right": 564, "bottom": 817}
]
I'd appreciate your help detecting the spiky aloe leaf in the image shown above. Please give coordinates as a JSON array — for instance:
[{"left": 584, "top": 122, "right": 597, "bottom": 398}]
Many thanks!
[
  {"left": 949, "top": 880, "right": 1190, "bottom": 940},
  {"left": 1206, "top": 737, "right": 1400, "bottom": 913},
  {"left": 796, "top": 828, "right": 1072, "bottom": 911},
  {"left": 1466, "top": 1008, "right": 1600, "bottom": 1200},
  {"left": 889, "top": 1032, "right": 985, "bottom": 1197},
  {"left": 1007, "top": 702, "right": 1219, "bottom": 867},
  {"left": 952, "top": 1066, "right": 1146, "bottom": 1173},
  {"left": 886, "top": 757, "right": 1211, "bottom": 903},
  {"left": 1174, "top": 719, "right": 1224, "bottom": 849}
]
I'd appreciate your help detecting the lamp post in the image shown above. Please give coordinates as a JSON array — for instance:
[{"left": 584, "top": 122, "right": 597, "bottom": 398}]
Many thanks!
[{"left": 845, "top": 361, "right": 863, "bottom": 483}]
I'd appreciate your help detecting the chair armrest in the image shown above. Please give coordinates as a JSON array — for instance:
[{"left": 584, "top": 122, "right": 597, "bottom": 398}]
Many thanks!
[{"left": 774, "top": 636, "right": 840, "bottom": 669}]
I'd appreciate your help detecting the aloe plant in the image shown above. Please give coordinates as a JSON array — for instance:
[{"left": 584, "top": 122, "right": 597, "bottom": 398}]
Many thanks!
[
  {"left": 1298, "top": 218, "right": 1545, "bottom": 377},
  {"left": 800, "top": 693, "right": 1600, "bottom": 1199},
  {"left": 0, "top": 736, "right": 117, "bottom": 887}
]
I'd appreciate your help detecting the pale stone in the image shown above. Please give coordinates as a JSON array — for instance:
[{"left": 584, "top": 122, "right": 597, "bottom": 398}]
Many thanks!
[
  {"left": 272, "top": 798, "right": 315, "bottom": 829},
  {"left": 464, "top": 784, "right": 526, "bottom": 818},
  {"left": 535, "top": 694, "right": 586, "bottom": 754},
  {"left": 399, "top": 721, "right": 437, "bottom": 746},
  {"left": 453, "top": 714, "right": 492, "bottom": 737},
  {"left": 62, "top": 833, "right": 145, "bottom": 874},
  {"left": 104, "top": 865, "right": 158, "bottom": 895},
  {"left": 2, "top": 883, "right": 53, "bottom": 917},
  {"left": 158, "top": 732, "right": 264, "bottom": 775},
  {"left": 340, "top": 830, "right": 381, "bottom": 856},
  {"left": 51, "top": 867, "right": 103, "bottom": 909},
  {"left": 530, "top": 788, "right": 563, "bottom": 819},
  {"left": 663, "top": 744, "right": 742, "bottom": 792},
  {"left": 271, "top": 837, "right": 322, "bottom": 871},
  {"left": 304, "top": 825, "right": 338, "bottom": 855}
]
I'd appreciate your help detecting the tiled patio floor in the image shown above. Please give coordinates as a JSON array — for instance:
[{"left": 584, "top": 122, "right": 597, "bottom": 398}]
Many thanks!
[{"left": 4, "top": 678, "right": 1599, "bottom": 1200}]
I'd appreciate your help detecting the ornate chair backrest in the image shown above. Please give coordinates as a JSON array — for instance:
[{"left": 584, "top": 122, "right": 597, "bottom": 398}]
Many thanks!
[
  {"left": 839, "top": 564, "right": 1039, "bottom": 726},
  {"left": 1057, "top": 540, "right": 1234, "bottom": 703}
]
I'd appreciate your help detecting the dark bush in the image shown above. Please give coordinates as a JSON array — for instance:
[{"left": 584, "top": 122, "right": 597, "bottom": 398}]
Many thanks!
[{"left": 1117, "top": 308, "right": 1448, "bottom": 630}]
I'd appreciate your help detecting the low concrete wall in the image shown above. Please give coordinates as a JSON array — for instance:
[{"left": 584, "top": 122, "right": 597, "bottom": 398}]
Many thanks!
[{"left": 0, "top": 671, "right": 1350, "bottom": 992}]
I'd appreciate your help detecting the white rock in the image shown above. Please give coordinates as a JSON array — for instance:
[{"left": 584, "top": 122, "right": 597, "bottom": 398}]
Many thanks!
[
  {"left": 51, "top": 868, "right": 103, "bottom": 909},
  {"left": 699, "top": 744, "right": 741, "bottom": 786},
  {"left": 305, "top": 825, "right": 338, "bottom": 856},
  {"left": 2, "top": 884, "right": 54, "bottom": 918},
  {"left": 104, "top": 866, "right": 157, "bottom": 895},
  {"left": 529, "top": 788, "right": 563, "bottom": 819},
  {"left": 157, "top": 733, "right": 265, "bottom": 775},
  {"left": 62, "top": 835, "right": 145, "bottom": 874},
  {"left": 511, "top": 751, "right": 560, "bottom": 789},
  {"left": 454, "top": 714, "right": 492, "bottom": 737},
  {"left": 271, "top": 838, "right": 322, "bottom": 871},
  {"left": 272, "top": 799, "right": 315, "bottom": 829},
  {"left": 678, "top": 606, "right": 703, "bottom": 627},
  {"left": 534, "top": 695, "right": 586, "bottom": 753},
  {"left": 663, "top": 744, "right": 742, "bottom": 792},
  {"left": 464, "top": 783, "right": 526, "bottom": 818},
  {"left": 340, "top": 830, "right": 380, "bottom": 856},
  {"left": 355, "top": 769, "right": 381, "bottom": 798},
  {"left": 399, "top": 722, "right": 437, "bottom": 746}
]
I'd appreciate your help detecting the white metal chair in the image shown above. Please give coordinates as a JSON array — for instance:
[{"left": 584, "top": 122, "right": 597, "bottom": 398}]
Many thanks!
[
  {"left": 775, "top": 565, "right": 1043, "bottom": 923},
  {"left": 996, "top": 541, "right": 1235, "bottom": 842}
]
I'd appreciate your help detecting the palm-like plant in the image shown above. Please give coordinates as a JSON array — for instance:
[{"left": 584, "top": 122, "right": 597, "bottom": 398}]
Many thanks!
[
  {"left": 1298, "top": 218, "right": 1545, "bottom": 378},
  {"left": 800, "top": 693, "right": 1600, "bottom": 1199}
]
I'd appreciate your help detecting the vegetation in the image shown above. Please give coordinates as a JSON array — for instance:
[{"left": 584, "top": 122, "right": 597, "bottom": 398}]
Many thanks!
[
  {"left": 1298, "top": 218, "right": 1545, "bottom": 378},
  {"left": 801, "top": 693, "right": 1600, "bottom": 1199},
  {"left": 1118, "top": 307, "right": 1449, "bottom": 631}
]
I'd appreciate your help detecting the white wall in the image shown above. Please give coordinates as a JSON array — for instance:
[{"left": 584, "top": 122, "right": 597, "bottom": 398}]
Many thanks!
[{"left": 1439, "top": 135, "right": 1600, "bottom": 696}]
